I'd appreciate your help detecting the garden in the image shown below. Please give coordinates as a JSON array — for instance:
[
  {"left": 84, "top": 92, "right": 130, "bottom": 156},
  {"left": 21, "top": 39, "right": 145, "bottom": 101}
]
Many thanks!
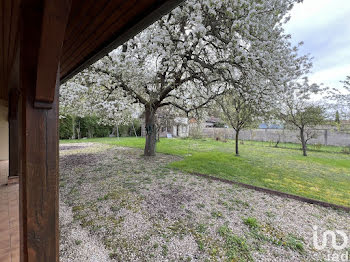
[
  {"left": 61, "top": 137, "right": 350, "bottom": 207},
  {"left": 57, "top": 0, "right": 350, "bottom": 260},
  {"left": 59, "top": 139, "right": 350, "bottom": 262}
]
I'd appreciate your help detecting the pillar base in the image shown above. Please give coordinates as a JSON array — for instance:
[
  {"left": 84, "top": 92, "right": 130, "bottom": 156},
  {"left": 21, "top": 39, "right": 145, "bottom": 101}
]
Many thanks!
[{"left": 7, "top": 175, "right": 19, "bottom": 185}]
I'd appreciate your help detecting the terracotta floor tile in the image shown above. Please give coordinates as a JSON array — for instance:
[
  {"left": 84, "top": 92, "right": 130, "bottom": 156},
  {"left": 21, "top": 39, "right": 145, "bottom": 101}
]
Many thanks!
[
  {"left": 0, "top": 238, "right": 11, "bottom": 251},
  {"left": 10, "top": 239, "right": 19, "bottom": 249},
  {"left": 9, "top": 225, "right": 19, "bottom": 233},
  {"left": 0, "top": 205, "right": 8, "bottom": 213},
  {"left": 8, "top": 200, "right": 18, "bottom": 208},
  {"left": 0, "top": 213, "right": 9, "bottom": 220},
  {"left": 0, "top": 179, "right": 19, "bottom": 262},
  {"left": 0, "top": 228, "right": 10, "bottom": 238},
  {"left": 0, "top": 226, "right": 9, "bottom": 235},
  {"left": 0, "top": 251, "right": 11, "bottom": 262},
  {"left": 9, "top": 224, "right": 19, "bottom": 232},
  {"left": 10, "top": 249, "right": 19, "bottom": 262}
]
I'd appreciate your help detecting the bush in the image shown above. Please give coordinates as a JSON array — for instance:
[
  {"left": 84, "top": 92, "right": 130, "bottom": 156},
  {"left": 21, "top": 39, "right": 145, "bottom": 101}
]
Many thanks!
[
  {"left": 59, "top": 115, "right": 73, "bottom": 139},
  {"left": 78, "top": 116, "right": 113, "bottom": 138},
  {"left": 59, "top": 114, "right": 141, "bottom": 139},
  {"left": 341, "top": 146, "right": 350, "bottom": 154},
  {"left": 313, "top": 143, "right": 323, "bottom": 151}
]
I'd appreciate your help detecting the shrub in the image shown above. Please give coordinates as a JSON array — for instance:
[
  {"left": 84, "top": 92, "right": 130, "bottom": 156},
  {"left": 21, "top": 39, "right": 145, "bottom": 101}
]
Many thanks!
[
  {"left": 341, "top": 146, "right": 350, "bottom": 154},
  {"left": 59, "top": 115, "right": 73, "bottom": 139},
  {"left": 313, "top": 143, "right": 323, "bottom": 151},
  {"left": 59, "top": 114, "right": 141, "bottom": 139}
]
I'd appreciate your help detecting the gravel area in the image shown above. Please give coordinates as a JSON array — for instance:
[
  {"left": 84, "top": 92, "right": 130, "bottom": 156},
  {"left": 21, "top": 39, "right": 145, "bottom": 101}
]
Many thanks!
[
  {"left": 59, "top": 143, "right": 94, "bottom": 151},
  {"left": 59, "top": 143, "right": 350, "bottom": 262},
  {"left": 60, "top": 200, "right": 110, "bottom": 262}
]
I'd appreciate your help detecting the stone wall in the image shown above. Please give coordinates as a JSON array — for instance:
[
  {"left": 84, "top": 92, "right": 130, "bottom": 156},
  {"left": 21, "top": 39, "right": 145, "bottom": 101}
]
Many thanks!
[{"left": 199, "top": 127, "right": 350, "bottom": 147}]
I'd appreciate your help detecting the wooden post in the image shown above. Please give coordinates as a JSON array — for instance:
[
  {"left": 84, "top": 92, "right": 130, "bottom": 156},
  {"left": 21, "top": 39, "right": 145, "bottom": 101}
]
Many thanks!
[
  {"left": 19, "top": 69, "right": 60, "bottom": 261},
  {"left": 19, "top": 0, "right": 69, "bottom": 260}
]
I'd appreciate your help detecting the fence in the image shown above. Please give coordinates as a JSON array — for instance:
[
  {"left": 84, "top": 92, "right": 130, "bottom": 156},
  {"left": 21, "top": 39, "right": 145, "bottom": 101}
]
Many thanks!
[{"left": 199, "top": 127, "right": 350, "bottom": 147}]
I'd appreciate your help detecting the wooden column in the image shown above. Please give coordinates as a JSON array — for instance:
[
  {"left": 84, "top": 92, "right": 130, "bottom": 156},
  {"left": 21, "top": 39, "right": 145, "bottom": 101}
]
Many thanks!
[
  {"left": 19, "top": 0, "right": 70, "bottom": 260},
  {"left": 19, "top": 68, "right": 60, "bottom": 261}
]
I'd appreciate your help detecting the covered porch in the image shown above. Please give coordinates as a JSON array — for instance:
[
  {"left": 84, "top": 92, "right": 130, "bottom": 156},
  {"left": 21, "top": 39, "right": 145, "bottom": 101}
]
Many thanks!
[{"left": 0, "top": 0, "right": 182, "bottom": 261}]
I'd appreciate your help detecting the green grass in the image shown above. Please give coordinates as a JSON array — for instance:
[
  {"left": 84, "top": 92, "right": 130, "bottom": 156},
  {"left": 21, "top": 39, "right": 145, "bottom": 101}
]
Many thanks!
[
  {"left": 243, "top": 217, "right": 260, "bottom": 229},
  {"left": 217, "top": 224, "right": 253, "bottom": 261},
  {"left": 243, "top": 140, "right": 350, "bottom": 154},
  {"left": 60, "top": 137, "right": 350, "bottom": 207}
]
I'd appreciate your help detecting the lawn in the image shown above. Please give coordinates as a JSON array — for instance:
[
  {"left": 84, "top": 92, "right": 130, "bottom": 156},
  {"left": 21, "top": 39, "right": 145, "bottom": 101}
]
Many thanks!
[{"left": 60, "top": 137, "right": 350, "bottom": 207}]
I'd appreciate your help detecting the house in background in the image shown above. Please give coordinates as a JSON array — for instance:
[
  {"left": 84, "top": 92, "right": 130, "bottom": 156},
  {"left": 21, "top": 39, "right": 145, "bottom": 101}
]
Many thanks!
[
  {"left": 172, "top": 117, "right": 189, "bottom": 137},
  {"left": 258, "top": 123, "right": 284, "bottom": 129},
  {"left": 204, "top": 116, "right": 224, "bottom": 127},
  {"left": 141, "top": 115, "right": 189, "bottom": 138},
  {"left": 189, "top": 116, "right": 227, "bottom": 128}
]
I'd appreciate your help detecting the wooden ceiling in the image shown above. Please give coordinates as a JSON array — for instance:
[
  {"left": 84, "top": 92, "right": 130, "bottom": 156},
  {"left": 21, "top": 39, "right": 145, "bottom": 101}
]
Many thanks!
[
  {"left": 61, "top": 0, "right": 183, "bottom": 82},
  {"left": 0, "top": 0, "right": 20, "bottom": 102},
  {"left": 0, "top": 0, "right": 183, "bottom": 101}
]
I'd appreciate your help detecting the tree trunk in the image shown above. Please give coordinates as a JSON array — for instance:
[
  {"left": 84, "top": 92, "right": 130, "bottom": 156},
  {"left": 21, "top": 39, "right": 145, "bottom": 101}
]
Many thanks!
[
  {"left": 235, "top": 130, "right": 240, "bottom": 156},
  {"left": 72, "top": 115, "right": 76, "bottom": 139},
  {"left": 300, "top": 128, "right": 307, "bottom": 156},
  {"left": 88, "top": 128, "right": 93, "bottom": 138},
  {"left": 116, "top": 125, "right": 120, "bottom": 140},
  {"left": 144, "top": 106, "right": 157, "bottom": 156},
  {"left": 132, "top": 122, "right": 138, "bottom": 137},
  {"left": 76, "top": 120, "right": 81, "bottom": 139}
]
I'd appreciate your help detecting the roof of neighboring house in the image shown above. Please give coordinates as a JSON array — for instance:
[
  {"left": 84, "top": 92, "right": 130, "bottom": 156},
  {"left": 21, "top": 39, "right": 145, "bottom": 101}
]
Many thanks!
[
  {"left": 189, "top": 118, "right": 197, "bottom": 124},
  {"left": 259, "top": 123, "right": 284, "bottom": 129},
  {"left": 206, "top": 117, "right": 222, "bottom": 123},
  {"left": 174, "top": 117, "right": 188, "bottom": 125}
]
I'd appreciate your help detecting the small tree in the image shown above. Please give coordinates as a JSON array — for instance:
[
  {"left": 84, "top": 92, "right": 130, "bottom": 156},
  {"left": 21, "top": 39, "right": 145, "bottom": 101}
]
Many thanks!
[
  {"left": 279, "top": 79, "right": 326, "bottom": 156},
  {"left": 217, "top": 90, "right": 261, "bottom": 155},
  {"left": 335, "top": 110, "right": 340, "bottom": 124},
  {"left": 335, "top": 110, "right": 341, "bottom": 131},
  {"left": 216, "top": 71, "right": 280, "bottom": 155},
  {"left": 330, "top": 76, "right": 350, "bottom": 120}
]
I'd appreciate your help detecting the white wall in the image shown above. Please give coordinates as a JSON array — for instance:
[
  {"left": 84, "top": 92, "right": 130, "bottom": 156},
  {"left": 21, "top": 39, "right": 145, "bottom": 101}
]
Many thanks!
[
  {"left": 0, "top": 102, "right": 9, "bottom": 160},
  {"left": 200, "top": 127, "right": 350, "bottom": 147}
]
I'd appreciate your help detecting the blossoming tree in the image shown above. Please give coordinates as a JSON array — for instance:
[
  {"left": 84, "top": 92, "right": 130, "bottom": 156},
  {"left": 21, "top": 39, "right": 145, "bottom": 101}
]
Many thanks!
[{"left": 63, "top": 0, "right": 311, "bottom": 156}]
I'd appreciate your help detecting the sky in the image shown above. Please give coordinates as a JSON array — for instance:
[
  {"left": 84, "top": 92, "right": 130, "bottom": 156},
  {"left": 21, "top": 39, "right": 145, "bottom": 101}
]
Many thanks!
[{"left": 283, "top": 0, "right": 350, "bottom": 91}]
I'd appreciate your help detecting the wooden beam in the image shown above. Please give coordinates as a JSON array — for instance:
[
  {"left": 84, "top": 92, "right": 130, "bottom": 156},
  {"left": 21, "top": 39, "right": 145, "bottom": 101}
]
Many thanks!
[
  {"left": 35, "top": 0, "right": 71, "bottom": 104},
  {"left": 20, "top": 1, "right": 61, "bottom": 260}
]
